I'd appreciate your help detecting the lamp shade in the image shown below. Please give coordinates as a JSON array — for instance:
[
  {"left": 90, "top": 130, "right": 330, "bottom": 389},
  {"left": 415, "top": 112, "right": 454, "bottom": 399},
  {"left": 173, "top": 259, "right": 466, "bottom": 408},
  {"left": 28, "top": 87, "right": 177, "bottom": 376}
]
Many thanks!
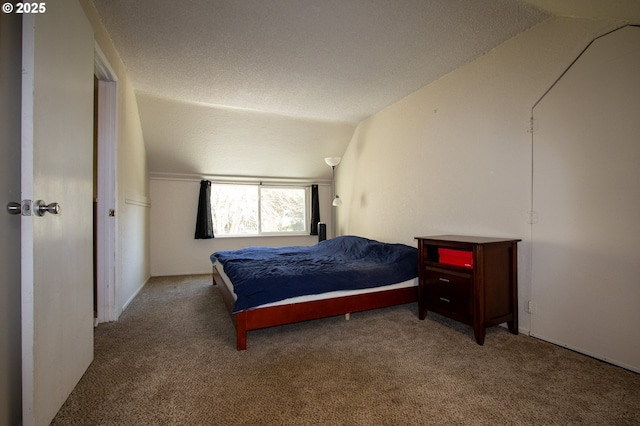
[{"left": 324, "top": 157, "right": 341, "bottom": 167}]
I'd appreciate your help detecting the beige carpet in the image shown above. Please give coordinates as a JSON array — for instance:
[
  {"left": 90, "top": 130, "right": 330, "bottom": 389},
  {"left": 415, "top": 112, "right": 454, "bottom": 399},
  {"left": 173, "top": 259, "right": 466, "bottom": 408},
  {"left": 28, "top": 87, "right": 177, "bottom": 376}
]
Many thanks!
[{"left": 52, "top": 274, "right": 639, "bottom": 425}]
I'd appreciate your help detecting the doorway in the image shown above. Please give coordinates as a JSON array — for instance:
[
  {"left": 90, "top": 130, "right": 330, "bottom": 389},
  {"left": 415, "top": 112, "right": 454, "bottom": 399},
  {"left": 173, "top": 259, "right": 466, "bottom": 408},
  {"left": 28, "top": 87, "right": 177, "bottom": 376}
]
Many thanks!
[{"left": 94, "top": 44, "right": 118, "bottom": 323}]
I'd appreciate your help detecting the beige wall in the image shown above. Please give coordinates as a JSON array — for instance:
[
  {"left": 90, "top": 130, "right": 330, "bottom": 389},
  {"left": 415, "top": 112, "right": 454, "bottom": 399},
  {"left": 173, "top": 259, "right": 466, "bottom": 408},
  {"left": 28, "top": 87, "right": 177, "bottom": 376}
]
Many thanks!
[
  {"left": 530, "top": 26, "right": 640, "bottom": 371},
  {"left": 0, "top": 11, "right": 23, "bottom": 426},
  {"left": 150, "top": 178, "right": 333, "bottom": 276},
  {"left": 337, "top": 16, "right": 628, "bottom": 334},
  {"left": 80, "top": 0, "right": 151, "bottom": 314}
]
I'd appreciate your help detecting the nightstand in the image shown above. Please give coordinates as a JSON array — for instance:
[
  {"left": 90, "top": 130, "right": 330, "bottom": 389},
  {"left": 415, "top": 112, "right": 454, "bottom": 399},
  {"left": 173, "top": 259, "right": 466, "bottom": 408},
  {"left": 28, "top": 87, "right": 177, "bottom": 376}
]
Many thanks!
[{"left": 415, "top": 235, "right": 520, "bottom": 345}]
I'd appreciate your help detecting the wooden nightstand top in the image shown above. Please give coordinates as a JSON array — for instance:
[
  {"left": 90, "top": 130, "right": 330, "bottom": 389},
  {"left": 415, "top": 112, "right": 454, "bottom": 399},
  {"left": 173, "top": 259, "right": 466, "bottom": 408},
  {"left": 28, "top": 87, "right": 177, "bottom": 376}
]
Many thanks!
[{"left": 415, "top": 235, "right": 521, "bottom": 245}]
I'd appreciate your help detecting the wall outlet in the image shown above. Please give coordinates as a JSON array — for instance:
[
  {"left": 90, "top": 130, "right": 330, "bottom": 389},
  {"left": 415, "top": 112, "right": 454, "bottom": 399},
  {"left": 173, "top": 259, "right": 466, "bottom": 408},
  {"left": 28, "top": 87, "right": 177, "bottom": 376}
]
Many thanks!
[{"left": 528, "top": 301, "right": 538, "bottom": 314}]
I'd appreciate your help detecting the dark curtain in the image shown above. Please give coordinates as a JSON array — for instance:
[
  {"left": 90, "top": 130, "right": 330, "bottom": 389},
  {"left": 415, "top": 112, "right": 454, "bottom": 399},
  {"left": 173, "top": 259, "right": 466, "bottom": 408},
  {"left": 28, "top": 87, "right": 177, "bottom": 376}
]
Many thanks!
[
  {"left": 310, "top": 184, "right": 320, "bottom": 235},
  {"left": 194, "top": 180, "right": 214, "bottom": 239}
]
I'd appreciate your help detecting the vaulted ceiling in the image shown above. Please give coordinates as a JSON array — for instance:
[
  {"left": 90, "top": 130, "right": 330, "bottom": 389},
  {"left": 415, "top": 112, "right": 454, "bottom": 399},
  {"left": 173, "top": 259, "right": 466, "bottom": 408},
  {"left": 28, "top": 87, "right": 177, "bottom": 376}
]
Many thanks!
[{"left": 90, "top": 0, "right": 639, "bottom": 181}]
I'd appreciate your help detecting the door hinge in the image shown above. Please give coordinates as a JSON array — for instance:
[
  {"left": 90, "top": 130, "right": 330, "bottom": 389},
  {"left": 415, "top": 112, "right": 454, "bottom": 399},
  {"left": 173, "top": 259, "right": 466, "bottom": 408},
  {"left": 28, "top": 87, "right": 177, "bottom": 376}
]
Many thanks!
[{"left": 527, "top": 118, "right": 539, "bottom": 134}]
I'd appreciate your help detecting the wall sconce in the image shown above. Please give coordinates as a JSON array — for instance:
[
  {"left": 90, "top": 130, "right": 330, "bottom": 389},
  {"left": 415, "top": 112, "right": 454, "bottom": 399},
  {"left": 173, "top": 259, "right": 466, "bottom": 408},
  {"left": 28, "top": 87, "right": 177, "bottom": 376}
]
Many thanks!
[{"left": 324, "top": 157, "right": 343, "bottom": 206}]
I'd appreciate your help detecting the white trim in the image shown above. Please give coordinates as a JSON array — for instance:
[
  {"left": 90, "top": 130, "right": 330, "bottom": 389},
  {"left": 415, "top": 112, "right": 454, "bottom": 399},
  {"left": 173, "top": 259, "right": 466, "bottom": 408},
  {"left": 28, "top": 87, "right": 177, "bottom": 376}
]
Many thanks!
[
  {"left": 21, "top": 14, "right": 36, "bottom": 426},
  {"left": 94, "top": 42, "right": 117, "bottom": 82},
  {"left": 125, "top": 198, "right": 151, "bottom": 208},
  {"left": 149, "top": 171, "right": 332, "bottom": 186},
  {"left": 94, "top": 46, "right": 119, "bottom": 323},
  {"left": 530, "top": 332, "right": 640, "bottom": 374},
  {"left": 121, "top": 275, "right": 150, "bottom": 312}
]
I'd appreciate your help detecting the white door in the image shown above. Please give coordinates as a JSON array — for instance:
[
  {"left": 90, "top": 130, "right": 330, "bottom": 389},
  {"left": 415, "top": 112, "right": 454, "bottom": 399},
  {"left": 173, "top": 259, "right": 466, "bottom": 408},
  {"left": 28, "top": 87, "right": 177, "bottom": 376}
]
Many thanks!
[
  {"left": 531, "top": 26, "right": 640, "bottom": 372},
  {"left": 21, "top": 1, "right": 95, "bottom": 425}
]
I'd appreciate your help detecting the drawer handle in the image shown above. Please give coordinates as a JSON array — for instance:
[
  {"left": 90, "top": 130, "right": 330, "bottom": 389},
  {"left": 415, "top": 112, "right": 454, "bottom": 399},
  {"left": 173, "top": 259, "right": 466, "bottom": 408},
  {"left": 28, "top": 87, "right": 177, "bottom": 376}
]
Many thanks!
[
  {"left": 439, "top": 297, "right": 450, "bottom": 303},
  {"left": 439, "top": 278, "right": 450, "bottom": 283}
]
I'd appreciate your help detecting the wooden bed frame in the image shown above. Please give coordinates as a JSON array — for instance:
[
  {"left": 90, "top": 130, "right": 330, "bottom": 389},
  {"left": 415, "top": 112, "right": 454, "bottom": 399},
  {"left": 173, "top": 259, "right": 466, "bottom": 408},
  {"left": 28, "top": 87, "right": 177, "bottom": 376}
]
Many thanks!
[{"left": 212, "top": 267, "right": 418, "bottom": 350}]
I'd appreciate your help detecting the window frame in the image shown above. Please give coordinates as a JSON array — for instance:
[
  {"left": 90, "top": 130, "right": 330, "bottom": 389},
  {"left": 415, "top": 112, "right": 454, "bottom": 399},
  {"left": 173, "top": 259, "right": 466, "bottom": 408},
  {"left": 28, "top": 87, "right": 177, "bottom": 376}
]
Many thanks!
[{"left": 210, "top": 182, "right": 310, "bottom": 237}]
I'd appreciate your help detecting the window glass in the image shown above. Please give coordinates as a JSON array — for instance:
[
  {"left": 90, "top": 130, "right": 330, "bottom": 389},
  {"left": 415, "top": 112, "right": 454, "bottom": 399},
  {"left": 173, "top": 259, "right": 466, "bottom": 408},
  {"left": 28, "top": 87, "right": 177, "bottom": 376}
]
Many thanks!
[
  {"left": 211, "top": 184, "right": 258, "bottom": 235},
  {"left": 260, "top": 187, "right": 306, "bottom": 233},
  {"left": 211, "top": 184, "right": 307, "bottom": 236}
]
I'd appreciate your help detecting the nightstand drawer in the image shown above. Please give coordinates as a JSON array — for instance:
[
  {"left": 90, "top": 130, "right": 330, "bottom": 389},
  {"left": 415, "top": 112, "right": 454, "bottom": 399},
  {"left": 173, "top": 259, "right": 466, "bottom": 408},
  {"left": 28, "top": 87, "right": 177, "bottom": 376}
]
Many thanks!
[{"left": 424, "top": 267, "right": 472, "bottom": 317}]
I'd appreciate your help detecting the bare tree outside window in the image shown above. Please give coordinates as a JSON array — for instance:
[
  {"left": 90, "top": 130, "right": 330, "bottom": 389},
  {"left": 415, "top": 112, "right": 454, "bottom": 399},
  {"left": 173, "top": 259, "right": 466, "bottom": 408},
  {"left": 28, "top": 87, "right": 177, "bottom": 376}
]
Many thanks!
[
  {"left": 211, "top": 184, "right": 258, "bottom": 235},
  {"left": 261, "top": 187, "right": 306, "bottom": 233},
  {"left": 211, "top": 184, "right": 307, "bottom": 236}
]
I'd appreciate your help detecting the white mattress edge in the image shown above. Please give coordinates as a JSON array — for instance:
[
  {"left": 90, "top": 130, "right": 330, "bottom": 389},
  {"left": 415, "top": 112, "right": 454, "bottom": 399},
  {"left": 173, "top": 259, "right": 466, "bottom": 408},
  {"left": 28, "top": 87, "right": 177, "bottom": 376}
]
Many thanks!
[{"left": 213, "top": 260, "right": 417, "bottom": 310}]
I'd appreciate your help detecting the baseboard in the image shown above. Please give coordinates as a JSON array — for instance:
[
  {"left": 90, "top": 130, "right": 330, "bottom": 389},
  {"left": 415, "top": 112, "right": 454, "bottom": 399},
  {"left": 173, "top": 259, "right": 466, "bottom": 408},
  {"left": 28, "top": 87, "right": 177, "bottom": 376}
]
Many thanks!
[
  {"left": 529, "top": 332, "right": 639, "bottom": 374},
  {"left": 121, "top": 275, "right": 151, "bottom": 313}
]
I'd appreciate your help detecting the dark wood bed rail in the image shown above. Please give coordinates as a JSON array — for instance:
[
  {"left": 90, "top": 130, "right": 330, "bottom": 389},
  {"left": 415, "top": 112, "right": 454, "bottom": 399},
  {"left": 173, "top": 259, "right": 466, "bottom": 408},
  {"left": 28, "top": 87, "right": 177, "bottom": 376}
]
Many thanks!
[{"left": 212, "top": 268, "right": 418, "bottom": 350}]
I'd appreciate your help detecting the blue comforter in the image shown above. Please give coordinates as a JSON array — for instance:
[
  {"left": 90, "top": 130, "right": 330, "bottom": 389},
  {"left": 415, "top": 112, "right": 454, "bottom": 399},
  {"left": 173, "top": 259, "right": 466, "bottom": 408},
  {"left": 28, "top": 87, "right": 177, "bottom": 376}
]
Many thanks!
[{"left": 211, "top": 235, "right": 418, "bottom": 312}]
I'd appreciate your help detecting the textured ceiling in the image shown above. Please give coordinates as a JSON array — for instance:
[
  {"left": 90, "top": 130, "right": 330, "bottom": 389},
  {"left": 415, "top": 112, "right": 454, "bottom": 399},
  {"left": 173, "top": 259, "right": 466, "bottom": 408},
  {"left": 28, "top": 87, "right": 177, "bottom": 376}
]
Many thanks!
[
  {"left": 91, "top": 0, "right": 554, "bottom": 179},
  {"left": 523, "top": 0, "right": 640, "bottom": 21},
  {"left": 94, "top": 0, "right": 548, "bottom": 123}
]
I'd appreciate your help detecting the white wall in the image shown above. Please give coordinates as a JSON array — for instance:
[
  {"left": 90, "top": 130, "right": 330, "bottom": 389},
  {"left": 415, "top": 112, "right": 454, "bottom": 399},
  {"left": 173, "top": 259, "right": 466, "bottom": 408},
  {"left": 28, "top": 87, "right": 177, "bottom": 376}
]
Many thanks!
[
  {"left": 150, "top": 178, "right": 334, "bottom": 276},
  {"left": 337, "top": 16, "right": 629, "bottom": 334},
  {"left": 81, "top": 0, "right": 151, "bottom": 315},
  {"left": 0, "top": 12, "right": 23, "bottom": 426}
]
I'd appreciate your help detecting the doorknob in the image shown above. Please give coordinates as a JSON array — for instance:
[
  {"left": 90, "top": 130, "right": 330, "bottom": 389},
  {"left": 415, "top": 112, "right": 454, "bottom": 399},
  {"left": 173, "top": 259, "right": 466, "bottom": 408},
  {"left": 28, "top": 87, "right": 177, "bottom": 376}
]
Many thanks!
[
  {"left": 34, "top": 200, "right": 61, "bottom": 216},
  {"left": 6, "top": 202, "right": 21, "bottom": 215},
  {"left": 6, "top": 200, "right": 32, "bottom": 216}
]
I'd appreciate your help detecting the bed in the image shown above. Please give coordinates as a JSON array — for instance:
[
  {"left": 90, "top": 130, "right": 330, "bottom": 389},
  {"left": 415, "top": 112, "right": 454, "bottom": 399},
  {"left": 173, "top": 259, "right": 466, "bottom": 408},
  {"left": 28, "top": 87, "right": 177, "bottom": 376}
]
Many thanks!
[{"left": 210, "top": 235, "right": 418, "bottom": 350}]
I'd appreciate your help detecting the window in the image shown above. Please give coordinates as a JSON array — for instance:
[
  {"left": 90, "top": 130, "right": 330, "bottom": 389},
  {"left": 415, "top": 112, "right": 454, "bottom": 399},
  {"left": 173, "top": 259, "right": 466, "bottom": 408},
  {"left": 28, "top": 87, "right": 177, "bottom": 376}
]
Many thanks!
[{"left": 210, "top": 183, "right": 308, "bottom": 236}]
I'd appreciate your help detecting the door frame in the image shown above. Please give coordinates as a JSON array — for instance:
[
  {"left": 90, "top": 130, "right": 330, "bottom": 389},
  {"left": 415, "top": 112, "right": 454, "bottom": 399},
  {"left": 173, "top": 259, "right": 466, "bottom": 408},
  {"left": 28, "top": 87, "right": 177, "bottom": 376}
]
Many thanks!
[{"left": 94, "top": 43, "right": 119, "bottom": 323}]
